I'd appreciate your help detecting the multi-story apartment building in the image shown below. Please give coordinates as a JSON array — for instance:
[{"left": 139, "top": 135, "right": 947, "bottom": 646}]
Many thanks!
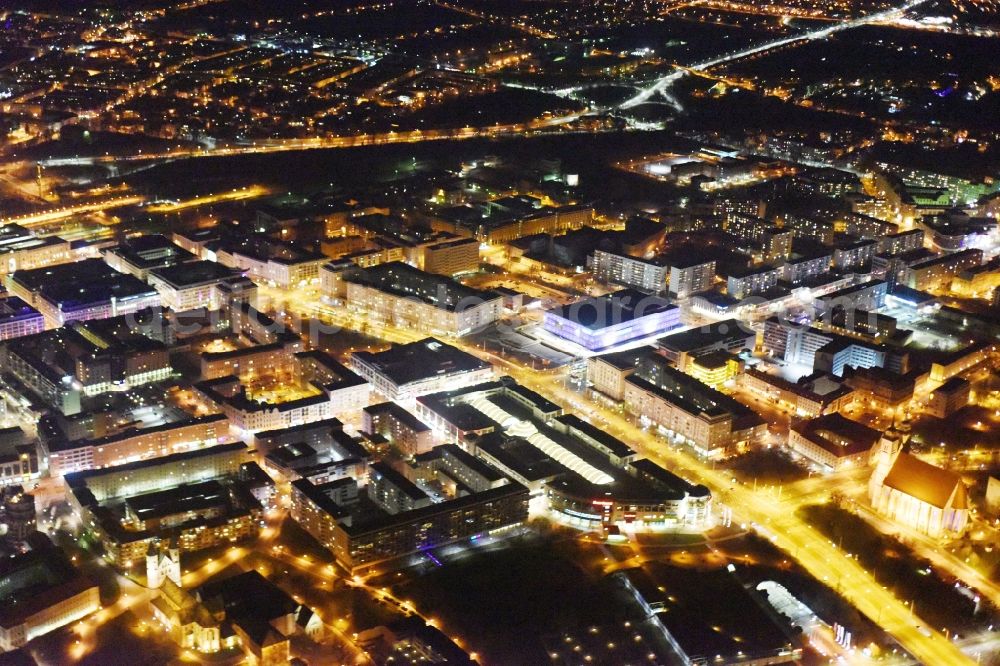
[
  {"left": 368, "top": 462, "right": 432, "bottom": 515},
  {"left": 193, "top": 353, "right": 369, "bottom": 434},
  {"left": 904, "top": 249, "right": 984, "bottom": 290},
  {"left": 362, "top": 402, "right": 434, "bottom": 455},
  {"left": 780, "top": 252, "right": 831, "bottom": 285},
  {"left": 419, "top": 237, "right": 480, "bottom": 276},
  {"left": 586, "top": 347, "right": 650, "bottom": 401},
  {"left": 738, "top": 368, "right": 854, "bottom": 418},
  {"left": 290, "top": 476, "right": 529, "bottom": 571},
  {"left": 763, "top": 318, "right": 901, "bottom": 377},
  {"left": 725, "top": 264, "right": 782, "bottom": 300},
  {"left": 328, "top": 262, "right": 503, "bottom": 338},
  {"left": 649, "top": 251, "right": 717, "bottom": 299},
  {"left": 624, "top": 357, "right": 765, "bottom": 455},
  {"left": 591, "top": 249, "right": 668, "bottom": 293},
  {"left": 200, "top": 339, "right": 301, "bottom": 381},
  {"left": 43, "top": 415, "right": 231, "bottom": 478},
  {"left": 832, "top": 239, "right": 877, "bottom": 272},
  {"left": 65, "top": 448, "right": 265, "bottom": 568}
]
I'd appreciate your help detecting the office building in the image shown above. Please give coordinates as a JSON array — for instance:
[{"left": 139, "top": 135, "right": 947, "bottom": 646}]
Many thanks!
[
  {"left": 103, "top": 234, "right": 196, "bottom": 280},
  {"left": 763, "top": 319, "right": 907, "bottom": 377},
  {"left": 0, "top": 296, "right": 44, "bottom": 341},
  {"left": 217, "top": 238, "right": 327, "bottom": 288},
  {"left": 656, "top": 319, "right": 757, "bottom": 371},
  {"left": 147, "top": 260, "right": 246, "bottom": 312},
  {"left": 0, "top": 224, "right": 72, "bottom": 276}
]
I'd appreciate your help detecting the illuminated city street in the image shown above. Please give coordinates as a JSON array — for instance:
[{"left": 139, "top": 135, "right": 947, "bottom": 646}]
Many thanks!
[{"left": 1, "top": 0, "right": 1000, "bottom": 664}]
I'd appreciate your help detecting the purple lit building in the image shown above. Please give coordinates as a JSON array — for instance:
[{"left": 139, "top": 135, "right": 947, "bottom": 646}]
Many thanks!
[{"left": 542, "top": 289, "right": 681, "bottom": 351}]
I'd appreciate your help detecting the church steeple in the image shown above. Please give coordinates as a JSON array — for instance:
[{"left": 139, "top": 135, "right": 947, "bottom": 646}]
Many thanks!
[{"left": 869, "top": 427, "right": 906, "bottom": 504}]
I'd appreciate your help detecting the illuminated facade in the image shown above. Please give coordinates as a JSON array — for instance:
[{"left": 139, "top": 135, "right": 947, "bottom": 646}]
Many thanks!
[
  {"left": 147, "top": 261, "right": 247, "bottom": 312},
  {"left": 362, "top": 401, "right": 434, "bottom": 455},
  {"left": 0, "top": 296, "right": 44, "bottom": 341},
  {"left": 546, "top": 459, "right": 711, "bottom": 530},
  {"left": 329, "top": 262, "right": 503, "bottom": 337},
  {"left": 738, "top": 368, "right": 854, "bottom": 418},
  {"left": 685, "top": 351, "right": 741, "bottom": 388},
  {"left": 420, "top": 237, "right": 480, "bottom": 276},
  {"left": 904, "top": 249, "right": 983, "bottom": 291},
  {"left": 193, "top": 351, "right": 369, "bottom": 434},
  {"left": 788, "top": 413, "right": 880, "bottom": 471},
  {"left": 0, "top": 547, "right": 100, "bottom": 651},
  {"left": 217, "top": 241, "right": 327, "bottom": 289},
  {"left": 66, "top": 451, "right": 265, "bottom": 568},
  {"left": 10, "top": 259, "right": 161, "bottom": 328},
  {"left": 543, "top": 289, "right": 680, "bottom": 352},
  {"left": 44, "top": 415, "right": 231, "bottom": 478},
  {"left": 869, "top": 434, "right": 969, "bottom": 538},
  {"left": 591, "top": 249, "right": 668, "bottom": 293},
  {"left": 0, "top": 225, "right": 72, "bottom": 276}
]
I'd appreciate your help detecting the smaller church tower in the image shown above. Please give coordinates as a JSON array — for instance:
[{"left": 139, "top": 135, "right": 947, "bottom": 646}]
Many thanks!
[
  {"left": 869, "top": 427, "right": 906, "bottom": 503},
  {"left": 164, "top": 540, "right": 182, "bottom": 587},
  {"left": 146, "top": 542, "right": 163, "bottom": 589}
]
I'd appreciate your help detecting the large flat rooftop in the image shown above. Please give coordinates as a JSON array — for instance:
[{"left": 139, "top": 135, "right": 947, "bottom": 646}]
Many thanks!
[
  {"left": 149, "top": 259, "right": 240, "bottom": 288},
  {"left": 546, "top": 289, "right": 676, "bottom": 331},
  {"left": 351, "top": 338, "right": 489, "bottom": 386},
  {"left": 347, "top": 261, "right": 501, "bottom": 311}
]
